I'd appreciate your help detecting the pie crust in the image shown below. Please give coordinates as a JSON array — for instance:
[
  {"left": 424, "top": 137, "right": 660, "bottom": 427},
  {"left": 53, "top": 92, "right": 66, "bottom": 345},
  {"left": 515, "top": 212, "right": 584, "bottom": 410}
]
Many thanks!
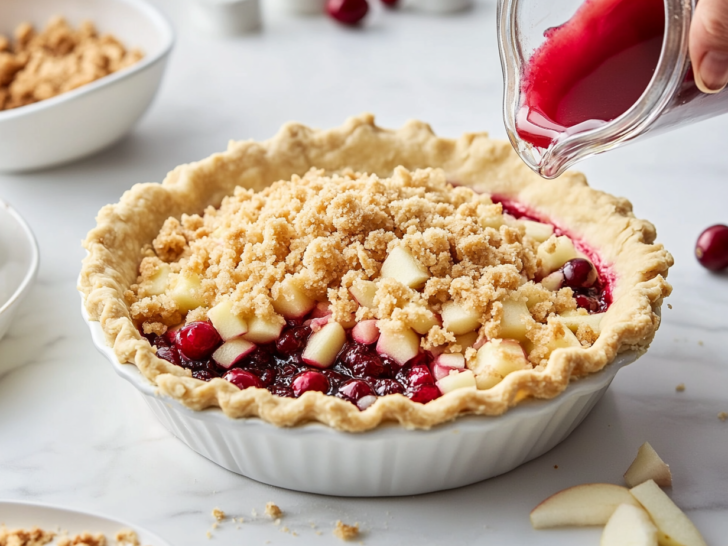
[{"left": 79, "top": 114, "right": 672, "bottom": 432}]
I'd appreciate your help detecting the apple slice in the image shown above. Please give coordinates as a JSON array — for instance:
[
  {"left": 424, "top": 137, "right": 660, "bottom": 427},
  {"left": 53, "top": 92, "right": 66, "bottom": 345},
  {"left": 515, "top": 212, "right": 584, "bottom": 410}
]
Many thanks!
[
  {"left": 380, "top": 246, "right": 430, "bottom": 289},
  {"left": 212, "top": 338, "right": 256, "bottom": 369},
  {"left": 431, "top": 353, "right": 466, "bottom": 381},
  {"left": 523, "top": 220, "right": 555, "bottom": 243},
  {"left": 455, "top": 331, "right": 479, "bottom": 350},
  {"left": 272, "top": 278, "right": 316, "bottom": 319},
  {"left": 624, "top": 442, "right": 672, "bottom": 488},
  {"left": 170, "top": 273, "right": 205, "bottom": 312},
  {"left": 474, "top": 370, "right": 502, "bottom": 390},
  {"left": 601, "top": 504, "right": 658, "bottom": 546},
  {"left": 350, "top": 279, "right": 378, "bottom": 308},
  {"left": 405, "top": 303, "right": 440, "bottom": 335},
  {"left": 474, "top": 339, "right": 530, "bottom": 378},
  {"left": 538, "top": 235, "right": 579, "bottom": 274},
  {"left": 147, "top": 263, "right": 171, "bottom": 296},
  {"left": 540, "top": 271, "right": 564, "bottom": 291},
  {"left": 208, "top": 300, "right": 248, "bottom": 341},
  {"left": 530, "top": 483, "right": 640, "bottom": 529},
  {"left": 499, "top": 299, "right": 530, "bottom": 341},
  {"left": 629, "top": 480, "right": 707, "bottom": 546},
  {"left": 351, "top": 320, "right": 380, "bottom": 344},
  {"left": 310, "top": 301, "right": 332, "bottom": 318},
  {"left": 376, "top": 327, "right": 421, "bottom": 366},
  {"left": 302, "top": 322, "right": 346, "bottom": 369},
  {"left": 241, "top": 314, "right": 284, "bottom": 344},
  {"left": 557, "top": 311, "right": 605, "bottom": 335},
  {"left": 441, "top": 301, "right": 480, "bottom": 335},
  {"left": 546, "top": 324, "right": 582, "bottom": 352},
  {"left": 436, "top": 369, "right": 476, "bottom": 394}
]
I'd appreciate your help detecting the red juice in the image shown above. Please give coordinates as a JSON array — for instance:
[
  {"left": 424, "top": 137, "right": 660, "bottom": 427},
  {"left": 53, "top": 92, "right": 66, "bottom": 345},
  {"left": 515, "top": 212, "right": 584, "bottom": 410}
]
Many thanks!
[{"left": 517, "top": 0, "right": 665, "bottom": 149}]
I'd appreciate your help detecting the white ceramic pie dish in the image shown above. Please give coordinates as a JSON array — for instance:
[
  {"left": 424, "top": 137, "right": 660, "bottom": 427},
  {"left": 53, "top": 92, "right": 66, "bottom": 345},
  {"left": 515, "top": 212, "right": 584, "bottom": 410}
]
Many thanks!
[
  {"left": 0, "top": 500, "right": 171, "bottom": 546},
  {"left": 0, "top": 0, "right": 174, "bottom": 172},
  {"left": 0, "top": 200, "right": 39, "bottom": 348},
  {"left": 83, "top": 304, "right": 638, "bottom": 497}
]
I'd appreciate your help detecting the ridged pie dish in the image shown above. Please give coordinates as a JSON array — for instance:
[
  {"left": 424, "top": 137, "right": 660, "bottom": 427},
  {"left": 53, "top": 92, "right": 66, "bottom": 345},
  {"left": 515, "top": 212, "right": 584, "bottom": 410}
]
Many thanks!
[{"left": 79, "top": 114, "right": 672, "bottom": 437}]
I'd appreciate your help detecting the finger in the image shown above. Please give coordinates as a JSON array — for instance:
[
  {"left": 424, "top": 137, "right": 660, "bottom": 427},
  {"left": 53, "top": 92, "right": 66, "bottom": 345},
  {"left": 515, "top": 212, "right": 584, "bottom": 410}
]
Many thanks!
[{"left": 690, "top": 0, "right": 728, "bottom": 93}]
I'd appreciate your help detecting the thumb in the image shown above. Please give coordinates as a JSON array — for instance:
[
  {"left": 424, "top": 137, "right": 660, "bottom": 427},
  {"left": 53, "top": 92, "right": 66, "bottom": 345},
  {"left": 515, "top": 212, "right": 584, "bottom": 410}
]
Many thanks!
[{"left": 690, "top": 0, "right": 728, "bottom": 93}]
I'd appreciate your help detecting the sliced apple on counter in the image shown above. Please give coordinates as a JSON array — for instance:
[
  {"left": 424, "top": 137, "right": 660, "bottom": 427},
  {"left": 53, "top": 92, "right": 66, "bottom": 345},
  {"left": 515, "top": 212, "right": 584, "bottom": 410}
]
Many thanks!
[
  {"left": 601, "top": 503, "right": 658, "bottom": 546},
  {"left": 302, "top": 322, "right": 346, "bottom": 369},
  {"left": 441, "top": 301, "right": 480, "bottom": 335},
  {"left": 436, "top": 369, "right": 476, "bottom": 394},
  {"left": 530, "top": 483, "right": 640, "bottom": 529},
  {"left": 147, "top": 263, "right": 171, "bottom": 296},
  {"left": 241, "top": 314, "right": 285, "bottom": 344},
  {"left": 499, "top": 299, "right": 530, "bottom": 341},
  {"left": 208, "top": 300, "right": 248, "bottom": 341},
  {"left": 629, "top": 480, "right": 707, "bottom": 546},
  {"left": 538, "top": 235, "right": 579, "bottom": 274},
  {"left": 523, "top": 220, "right": 554, "bottom": 243},
  {"left": 272, "top": 277, "right": 316, "bottom": 319},
  {"left": 376, "top": 327, "right": 421, "bottom": 366},
  {"left": 350, "top": 279, "right": 379, "bottom": 308},
  {"left": 169, "top": 272, "right": 205, "bottom": 312},
  {"left": 380, "top": 246, "right": 430, "bottom": 289},
  {"left": 351, "top": 320, "right": 380, "bottom": 345},
  {"left": 624, "top": 442, "right": 672, "bottom": 488},
  {"left": 212, "top": 338, "right": 256, "bottom": 369}
]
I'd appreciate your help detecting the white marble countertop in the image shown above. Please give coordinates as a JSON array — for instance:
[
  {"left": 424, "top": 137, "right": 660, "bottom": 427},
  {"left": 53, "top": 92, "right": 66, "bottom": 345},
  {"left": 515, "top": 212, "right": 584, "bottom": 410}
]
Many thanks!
[{"left": 1, "top": 0, "right": 727, "bottom": 544}]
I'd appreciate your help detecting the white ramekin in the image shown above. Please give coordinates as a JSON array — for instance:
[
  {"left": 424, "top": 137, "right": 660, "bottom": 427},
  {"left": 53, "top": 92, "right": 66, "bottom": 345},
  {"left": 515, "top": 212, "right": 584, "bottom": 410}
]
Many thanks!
[
  {"left": 0, "top": 0, "right": 174, "bottom": 172},
  {"left": 83, "top": 305, "right": 637, "bottom": 497}
]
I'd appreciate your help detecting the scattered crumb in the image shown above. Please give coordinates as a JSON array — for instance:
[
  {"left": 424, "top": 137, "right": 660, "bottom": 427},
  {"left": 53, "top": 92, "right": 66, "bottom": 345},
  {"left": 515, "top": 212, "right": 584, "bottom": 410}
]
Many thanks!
[
  {"left": 719, "top": 412, "right": 727, "bottom": 422},
  {"left": 212, "top": 508, "right": 225, "bottom": 522},
  {"left": 676, "top": 383, "right": 685, "bottom": 392},
  {"left": 206, "top": 531, "right": 211, "bottom": 539},
  {"left": 698, "top": 340, "right": 704, "bottom": 346},
  {"left": 333, "top": 521, "right": 359, "bottom": 541},
  {"left": 667, "top": 303, "right": 672, "bottom": 309},
  {"left": 265, "top": 502, "right": 283, "bottom": 519},
  {"left": 553, "top": 465, "right": 558, "bottom": 469},
  {"left": 315, "top": 531, "right": 323, "bottom": 536},
  {"left": 309, "top": 522, "right": 316, "bottom": 529},
  {"left": 251, "top": 509, "right": 258, "bottom": 518},
  {"left": 211, "top": 523, "right": 218, "bottom": 530},
  {"left": 274, "top": 519, "right": 281, "bottom": 527},
  {"left": 292, "top": 531, "right": 298, "bottom": 537},
  {"left": 280, "top": 527, "right": 290, "bottom": 534}
]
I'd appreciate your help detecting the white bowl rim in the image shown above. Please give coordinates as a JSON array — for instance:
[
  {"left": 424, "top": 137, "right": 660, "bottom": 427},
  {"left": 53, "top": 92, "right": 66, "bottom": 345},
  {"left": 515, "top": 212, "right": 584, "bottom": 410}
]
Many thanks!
[
  {"left": 0, "top": 199, "right": 40, "bottom": 316},
  {"left": 0, "top": 0, "right": 175, "bottom": 122},
  {"left": 83, "top": 303, "right": 637, "bottom": 438},
  {"left": 0, "top": 499, "right": 172, "bottom": 546}
]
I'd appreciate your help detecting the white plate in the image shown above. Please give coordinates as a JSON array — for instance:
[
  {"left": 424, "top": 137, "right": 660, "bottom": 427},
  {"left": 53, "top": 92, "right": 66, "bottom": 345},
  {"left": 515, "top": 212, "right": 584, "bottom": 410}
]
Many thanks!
[
  {"left": 83, "top": 304, "right": 638, "bottom": 497},
  {"left": 0, "top": 0, "right": 174, "bottom": 172},
  {"left": 0, "top": 500, "right": 171, "bottom": 545},
  {"left": 0, "top": 200, "right": 39, "bottom": 346}
]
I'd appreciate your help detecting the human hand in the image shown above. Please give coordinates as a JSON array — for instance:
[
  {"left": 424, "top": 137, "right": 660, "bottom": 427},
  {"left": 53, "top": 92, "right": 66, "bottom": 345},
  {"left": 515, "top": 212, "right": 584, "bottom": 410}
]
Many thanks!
[{"left": 690, "top": 0, "right": 728, "bottom": 93}]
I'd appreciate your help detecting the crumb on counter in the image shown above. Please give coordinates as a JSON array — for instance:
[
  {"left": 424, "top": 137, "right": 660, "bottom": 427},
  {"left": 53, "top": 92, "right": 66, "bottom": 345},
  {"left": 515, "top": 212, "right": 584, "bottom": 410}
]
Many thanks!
[
  {"left": 676, "top": 383, "right": 685, "bottom": 392},
  {"left": 719, "top": 412, "right": 727, "bottom": 422},
  {"left": 333, "top": 521, "right": 359, "bottom": 541},
  {"left": 265, "top": 502, "right": 283, "bottom": 519},
  {"left": 667, "top": 303, "right": 672, "bottom": 309},
  {"left": 212, "top": 508, "right": 225, "bottom": 522}
]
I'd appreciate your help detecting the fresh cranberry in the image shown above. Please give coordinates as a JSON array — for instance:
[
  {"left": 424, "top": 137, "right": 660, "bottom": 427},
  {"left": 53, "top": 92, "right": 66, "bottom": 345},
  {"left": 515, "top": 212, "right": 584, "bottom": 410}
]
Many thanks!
[
  {"left": 276, "top": 325, "right": 311, "bottom": 355},
  {"left": 292, "top": 371, "right": 330, "bottom": 397},
  {"left": 380, "top": 353, "right": 405, "bottom": 376},
  {"left": 175, "top": 322, "right": 222, "bottom": 360},
  {"left": 560, "top": 258, "right": 597, "bottom": 289},
  {"left": 408, "top": 351, "right": 432, "bottom": 368},
  {"left": 326, "top": 0, "right": 369, "bottom": 25},
  {"left": 374, "top": 378, "right": 405, "bottom": 396},
  {"left": 695, "top": 224, "right": 728, "bottom": 271},
  {"left": 400, "top": 364, "right": 435, "bottom": 388},
  {"left": 323, "top": 369, "right": 348, "bottom": 390},
  {"left": 243, "top": 367, "right": 276, "bottom": 387},
  {"left": 408, "top": 384, "right": 441, "bottom": 404},
  {"left": 341, "top": 345, "right": 386, "bottom": 378},
  {"left": 242, "top": 345, "right": 274, "bottom": 368},
  {"left": 156, "top": 345, "right": 181, "bottom": 365},
  {"left": 337, "top": 379, "right": 376, "bottom": 405},
  {"left": 224, "top": 369, "right": 263, "bottom": 390}
]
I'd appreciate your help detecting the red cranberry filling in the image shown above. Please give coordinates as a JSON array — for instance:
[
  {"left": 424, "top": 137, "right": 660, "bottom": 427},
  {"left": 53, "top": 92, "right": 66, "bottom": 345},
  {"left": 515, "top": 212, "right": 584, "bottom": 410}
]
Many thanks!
[{"left": 175, "top": 322, "right": 222, "bottom": 360}]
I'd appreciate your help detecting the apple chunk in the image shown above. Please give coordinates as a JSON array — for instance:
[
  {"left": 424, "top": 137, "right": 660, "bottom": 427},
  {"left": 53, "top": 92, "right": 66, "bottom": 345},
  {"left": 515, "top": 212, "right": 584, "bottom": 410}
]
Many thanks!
[
  {"left": 405, "top": 303, "right": 440, "bottom": 335},
  {"left": 624, "top": 442, "right": 672, "bottom": 488},
  {"left": 350, "top": 279, "right": 378, "bottom": 308},
  {"left": 302, "top": 322, "right": 346, "bottom": 369},
  {"left": 241, "top": 314, "right": 284, "bottom": 344},
  {"left": 208, "top": 300, "right": 248, "bottom": 341},
  {"left": 380, "top": 246, "right": 430, "bottom": 289},
  {"left": 601, "top": 504, "right": 658, "bottom": 546},
  {"left": 557, "top": 311, "right": 605, "bottom": 335},
  {"left": 351, "top": 320, "right": 380, "bottom": 345},
  {"left": 523, "top": 220, "right": 554, "bottom": 243},
  {"left": 629, "top": 480, "right": 707, "bottom": 546},
  {"left": 436, "top": 369, "right": 476, "bottom": 394},
  {"left": 441, "top": 301, "right": 480, "bottom": 335},
  {"left": 530, "top": 483, "right": 640, "bottom": 529},
  {"left": 499, "top": 299, "right": 530, "bottom": 341},
  {"left": 212, "top": 339, "right": 256, "bottom": 369},
  {"left": 272, "top": 278, "right": 316, "bottom": 319},
  {"left": 170, "top": 273, "right": 205, "bottom": 312},
  {"left": 147, "top": 263, "right": 171, "bottom": 296},
  {"left": 473, "top": 339, "right": 530, "bottom": 378},
  {"left": 376, "top": 327, "right": 421, "bottom": 366},
  {"left": 538, "top": 235, "right": 579, "bottom": 274}
]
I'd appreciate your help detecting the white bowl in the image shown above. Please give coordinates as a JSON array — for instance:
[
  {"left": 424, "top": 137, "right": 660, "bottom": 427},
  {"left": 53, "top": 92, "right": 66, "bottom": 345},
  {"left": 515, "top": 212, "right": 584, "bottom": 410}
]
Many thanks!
[
  {"left": 0, "top": 0, "right": 174, "bottom": 173},
  {"left": 84, "top": 305, "right": 638, "bottom": 497},
  {"left": 0, "top": 200, "right": 39, "bottom": 346},
  {"left": 0, "top": 500, "right": 171, "bottom": 546}
]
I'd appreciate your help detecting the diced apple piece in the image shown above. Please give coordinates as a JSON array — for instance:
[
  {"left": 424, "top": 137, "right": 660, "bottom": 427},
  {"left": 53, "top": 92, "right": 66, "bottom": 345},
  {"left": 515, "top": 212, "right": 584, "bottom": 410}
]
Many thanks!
[
  {"left": 405, "top": 303, "right": 440, "bottom": 335},
  {"left": 147, "top": 263, "right": 171, "bottom": 296},
  {"left": 352, "top": 320, "right": 380, "bottom": 345},
  {"left": 538, "top": 235, "right": 579, "bottom": 274},
  {"left": 442, "top": 301, "right": 481, "bottom": 335},
  {"left": 474, "top": 339, "right": 530, "bottom": 378},
  {"left": 480, "top": 214, "right": 505, "bottom": 230},
  {"left": 523, "top": 220, "right": 555, "bottom": 243},
  {"left": 499, "top": 299, "right": 530, "bottom": 341},
  {"left": 546, "top": 324, "right": 582, "bottom": 352},
  {"left": 630, "top": 480, "right": 707, "bottom": 546},
  {"left": 475, "top": 370, "right": 502, "bottom": 390},
  {"left": 380, "top": 246, "right": 430, "bottom": 289},
  {"left": 208, "top": 300, "right": 248, "bottom": 341},
  {"left": 541, "top": 271, "right": 564, "bottom": 291},
  {"left": 302, "top": 322, "right": 346, "bottom": 369},
  {"left": 170, "top": 273, "right": 205, "bottom": 312},
  {"left": 310, "top": 301, "right": 332, "bottom": 318},
  {"left": 376, "top": 327, "right": 421, "bottom": 366},
  {"left": 530, "top": 483, "right": 640, "bottom": 529},
  {"left": 556, "top": 311, "right": 605, "bottom": 335},
  {"left": 601, "top": 504, "right": 658, "bottom": 546},
  {"left": 212, "top": 338, "right": 256, "bottom": 369},
  {"left": 455, "top": 331, "right": 479, "bottom": 350},
  {"left": 350, "top": 280, "right": 378, "bottom": 308},
  {"left": 624, "top": 442, "right": 672, "bottom": 488},
  {"left": 241, "top": 314, "right": 284, "bottom": 344},
  {"left": 272, "top": 278, "right": 316, "bottom": 319},
  {"left": 436, "top": 369, "right": 476, "bottom": 394},
  {"left": 435, "top": 353, "right": 465, "bottom": 369}
]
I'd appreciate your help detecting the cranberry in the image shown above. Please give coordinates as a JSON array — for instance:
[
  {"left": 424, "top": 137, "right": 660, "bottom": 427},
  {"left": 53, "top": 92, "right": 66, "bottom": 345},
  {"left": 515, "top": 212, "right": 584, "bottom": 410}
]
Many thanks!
[
  {"left": 244, "top": 367, "right": 276, "bottom": 387},
  {"left": 224, "top": 369, "right": 263, "bottom": 390},
  {"left": 408, "top": 384, "right": 441, "bottom": 404},
  {"left": 326, "top": 0, "right": 369, "bottom": 25},
  {"left": 175, "top": 322, "right": 222, "bottom": 361},
  {"left": 156, "top": 345, "right": 181, "bottom": 365},
  {"left": 276, "top": 325, "right": 311, "bottom": 355},
  {"left": 374, "top": 378, "right": 405, "bottom": 396},
  {"left": 695, "top": 224, "right": 728, "bottom": 271},
  {"left": 340, "top": 345, "right": 386, "bottom": 378},
  {"left": 337, "top": 379, "right": 376, "bottom": 405},
  {"left": 323, "top": 369, "right": 348, "bottom": 390},
  {"left": 243, "top": 345, "right": 274, "bottom": 368},
  {"left": 292, "top": 371, "right": 330, "bottom": 397},
  {"left": 560, "top": 258, "right": 597, "bottom": 289},
  {"left": 400, "top": 364, "right": 435, "bottom": 388}
]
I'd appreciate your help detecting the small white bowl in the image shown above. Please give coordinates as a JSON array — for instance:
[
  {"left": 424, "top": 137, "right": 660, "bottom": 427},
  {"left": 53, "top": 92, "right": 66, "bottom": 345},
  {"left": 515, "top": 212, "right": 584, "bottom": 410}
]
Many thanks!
[
  {"left": 0, "top": 500, "right": 171, "bottom": 546},
  {"left": 0, "top": 0, "right": 174, "bottom": 173},
  {"left": 0, "top": 200, "right": 39, "bottom": 345},
  {"left": 83, "top": 305, "right": 638, "bottom": 497}
]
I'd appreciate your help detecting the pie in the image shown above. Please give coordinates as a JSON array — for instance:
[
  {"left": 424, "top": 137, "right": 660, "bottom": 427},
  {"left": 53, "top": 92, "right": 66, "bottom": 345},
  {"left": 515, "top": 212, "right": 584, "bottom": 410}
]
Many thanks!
[{"left": 79, "top": 114, "right": 672, "bottom": 432}]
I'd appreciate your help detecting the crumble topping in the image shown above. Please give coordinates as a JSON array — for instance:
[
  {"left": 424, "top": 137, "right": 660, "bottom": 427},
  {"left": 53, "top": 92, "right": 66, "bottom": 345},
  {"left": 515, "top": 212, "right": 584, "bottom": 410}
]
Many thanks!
[
  {"left": 211, "top": 508, "right": 225, "bottom": 522},
  {"left": 333, "top": 521, "right": 359, "bottom": 541},
  {"left": 0, "top": 528, "right": 141, "bottom": 546},
  {"left": 0, "top": 17, "right": 143, "bottom": 111},
  {"left": 0, "top": 526, "right": 54, "bottom": 546},
  {"left": 264, "top": 503, "right": 283, "bottom": 519}
]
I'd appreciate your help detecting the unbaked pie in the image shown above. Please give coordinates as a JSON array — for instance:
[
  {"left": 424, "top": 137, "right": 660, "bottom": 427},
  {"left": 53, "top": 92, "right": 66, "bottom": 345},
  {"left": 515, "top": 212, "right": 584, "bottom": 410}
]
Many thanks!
[{"left": 79, "top": 114, "right": 672, "bottom": 432}]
